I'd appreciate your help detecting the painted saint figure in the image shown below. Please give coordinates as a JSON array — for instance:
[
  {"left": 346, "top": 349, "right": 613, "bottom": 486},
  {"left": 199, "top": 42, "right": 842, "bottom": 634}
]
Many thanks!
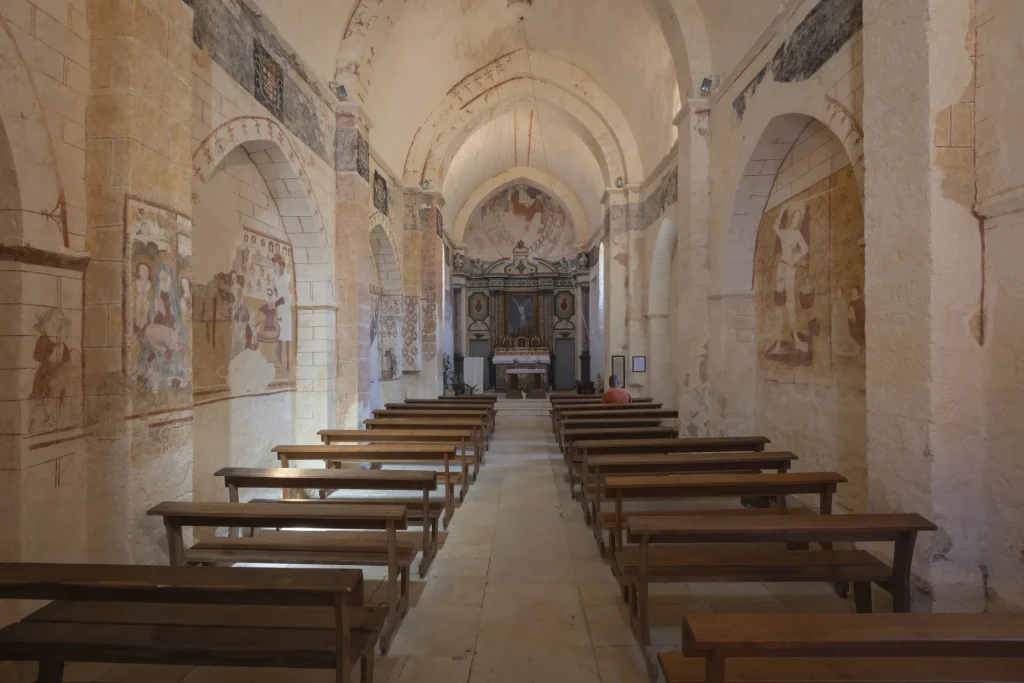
[
  {"left": 229, "top": 272, "right": 255, "bottom": 359},
  {"left": 136, "top": 263, "right": 188, "bottom": 391},
  {"left": 769, "top": 206, "right": 811, "bottom": 354},
  {"left": 132, "top": 262, "right": 152, "bottom": 337},
  {"left": 272, "top": 253, "right": 292, "bottom": 370},
  {"left": 29, "top": 308, "right": 73, "bottom": 432}
]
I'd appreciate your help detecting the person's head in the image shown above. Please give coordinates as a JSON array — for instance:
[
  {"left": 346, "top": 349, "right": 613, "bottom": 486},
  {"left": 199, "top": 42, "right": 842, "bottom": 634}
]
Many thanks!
[{"left": 608, "top": 375, "right": 621, "bottom": 388}]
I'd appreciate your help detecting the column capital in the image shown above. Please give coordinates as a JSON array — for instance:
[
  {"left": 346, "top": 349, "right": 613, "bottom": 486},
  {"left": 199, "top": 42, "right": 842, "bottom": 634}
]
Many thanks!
[
  {"left": 673, "top": 97, "right": 710, "bottom": 126},
  {"left": 334, "top": 102, "right": 374, "bottom": 134}
]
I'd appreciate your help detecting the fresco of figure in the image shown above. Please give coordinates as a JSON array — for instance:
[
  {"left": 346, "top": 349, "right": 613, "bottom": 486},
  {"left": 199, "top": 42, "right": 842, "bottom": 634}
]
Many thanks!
[
  {"left": 272, "top": 253, "right": 292, "bottom": 370},
  {"left": 769, "top": 206, "right": 811, "bottom": 354},
  {"left": 136, "top": 263, "right": 187, "bottom": 391},
  {"left": 29, "top": 308, "right": 73, "bottom": 432}
]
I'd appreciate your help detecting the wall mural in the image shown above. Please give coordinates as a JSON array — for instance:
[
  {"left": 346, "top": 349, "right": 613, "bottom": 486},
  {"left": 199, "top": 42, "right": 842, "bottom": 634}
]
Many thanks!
[
  {"left": 29, "top": 307, "right": 77, "bottom": 433},
  {"left": 127, "top": 198, "right": 193, "bottom": 412},
  {"left": 464, "top": 183, "right": 576, "bottom": 261},
  {"left": 754, "top": 164, "right": 865, "bottom": 384},
  {"left": 468, "top": 292, "right": 489, "bottom": 321},
  {"left": 193, "top": 227, "right": 296, "bottom": 397}
]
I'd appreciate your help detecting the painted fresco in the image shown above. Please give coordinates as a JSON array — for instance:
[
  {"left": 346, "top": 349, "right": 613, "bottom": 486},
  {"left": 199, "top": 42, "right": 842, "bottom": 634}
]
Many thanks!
[
  {"left": 29, "top": 307, "right": 79, "bottom": 433},
  {"left": 192, "top": 227, "right": 296, "bottom": 397},
  {"left": 754, "top": 164, "right": 865, "bottom": 385},
  {"left": 464, "top": 183, "right": 576, "bottom": 261},
  {"left": 127, "top": 198, "right": 193, "bottom": 412}
]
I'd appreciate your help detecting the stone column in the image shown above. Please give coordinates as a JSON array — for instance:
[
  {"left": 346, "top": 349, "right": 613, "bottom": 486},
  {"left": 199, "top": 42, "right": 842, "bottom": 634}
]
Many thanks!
[
  {"left": 401, "top": 190, "right": 444, "bottom": 398},
  {"left": 85, "top": 0, "right": 195, "bottom": 563},
  {"left": 646, "top": 313, "right": 671, "bottom": 402},
  {"left": 333, "top": 105, "right": 372, "bottom": 426},
  {"left": 602, "top": 190, "right": 630, "bottom": 378},
  {"left": 863, "top": 0, "right": 985, "bottom": 610},
  {"left": 673, "top": 98, "right": 712, "bottom": 435},
  {"left": 579, "top": 282, "right": 591, "bottom": 383}
]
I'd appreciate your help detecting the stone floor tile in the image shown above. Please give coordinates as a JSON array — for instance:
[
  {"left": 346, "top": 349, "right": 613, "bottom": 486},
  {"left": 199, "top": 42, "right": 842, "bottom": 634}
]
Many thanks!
[
  {"left": 593, "top": 645, "right": 664, "bottom": 683},
  {"left": 389, "top": 604, "right": 482, "bottom": 657},
  {"left": 709, "top": 599, "right": 793, "bottom": 614},
  {"left": 468, "top": 645, "right": 600, "bottom": 683},
  {"left": 430, "top": 556, "right": 490, "bottom": 579},
  {"left": 448, "top": 543, "right": 492, "bottom": 559},
  {"left": 476, "top": 584, "right": 591, "bottom": 651},
  {"left": 584, "top": 604, "right": 636, "bottom": 647},
  {"left": 99, "top": 665, "right": 194, "bottom": 683},
  {"left": 418, "top": 578, "right": 488, "bottom": 606},
  {"left": 396, "top": 656, "right": 472, "bottom": 683},
  {"left": 579, "top": 581, "right": 625, "bottom": 606},
  {"left": 572, "top": 556, "right": 619, "bottom": 585},
  {"left": 486, "top": 549, "right": 577, "bottom": 584}
]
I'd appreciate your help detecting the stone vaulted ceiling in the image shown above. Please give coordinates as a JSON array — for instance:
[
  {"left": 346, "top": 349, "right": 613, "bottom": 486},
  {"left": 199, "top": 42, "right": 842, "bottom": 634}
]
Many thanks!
[{"left": 248, "top": 0, "right": 789, "bottom": 250}]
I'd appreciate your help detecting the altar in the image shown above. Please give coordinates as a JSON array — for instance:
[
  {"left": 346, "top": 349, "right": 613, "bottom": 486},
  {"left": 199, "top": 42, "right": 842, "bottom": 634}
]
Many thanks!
[{"left": 492, "top": 337, "right": 550, "bottom": 398}]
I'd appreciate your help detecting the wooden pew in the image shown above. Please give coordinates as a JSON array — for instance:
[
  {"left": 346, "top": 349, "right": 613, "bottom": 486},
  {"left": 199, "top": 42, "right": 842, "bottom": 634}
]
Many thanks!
[
  {"left": 274, "top": 444, "right": 464, "bottom": 523},
  {"left": 317, "top": 428, "right": 482, "bottom": 479},
  {"left": 568, "top": 435, "right": 769, "bottom": 503},
  {"left": 551, "top": 401, "right": 664, "bottom": 434},
  {"left": 375, "top": 407, "right": 494, "bottom": 438},
  {"left": 625, "top": 512, "right": 937, "bottom": 656},
  {"left": 550, "top": 396, "right": 655, "bottom": 403},
  {"left": 558, "top": 410, "right": 678, "bottom": 446},
  {"left": 586, "top": 452, "right": 799, "bottom": 551},
  {"left": 432, "top": 394, "right": 497, "bottom": 402},
  {"left": 386, "top": 402, "right": 497, "bottom": 433},
  {"left": 148, "top": 501, "right": 412, "bottom": 654},
  {"left": 659, "top": 613, "right": 1024, "bottom": 683},
  {"left": 0, "top": 563, "right": 375, "bottom": 683},
  {"left": 368, "top": 413, "right": 491, "bottom": 449},
  {"left": 215, "top": 467, "right": 440, "bottom": 578},
  {"left": 562, "top": 426, "right": 678, "bottom": 464}
]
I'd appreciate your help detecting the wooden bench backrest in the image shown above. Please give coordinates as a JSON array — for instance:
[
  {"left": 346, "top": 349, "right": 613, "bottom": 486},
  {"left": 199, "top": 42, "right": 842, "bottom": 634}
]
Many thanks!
[
  {"left": 628, "top": 512, "right": 935, "bottom": 539},
  {"left": 575, "top": 436, "right": 770, "bottom": 455},
  {"left": 603, "top": 471, "right": 847, "bottom": 492},
  {"left": 586, "top": 451, "right": 797, "bottom": 468},
  {"left": 0, "top": 562, "right": 362, "bottom": 607},
  {"left": 373, "top": 409, "right": 488, "bottom": 419},
  {"left": 215, "top": 467, "right": 438, "bottom": 491},
  {"left": 148, "top": 501, "right": 409, "bottom": 531},
  {"left": 555, "top": 403, "right": 664, "bottom": 414},
  {"left": 274, "top": 444, "right": 457, "bottom": 456},
  {"left": 563, "top": 427, "right": 678, "bottom": 441},
  {"left": 317, "top": 429, "right": 475, "bottom": 442},
  {"left": 364, "top": 418, "right": 483, "bottom": 429},
  {"left": 562, "top": 410, "right": 678, "bottom": 421},
  {"left": 387, "top": 403, "right": 493, "bottom": 412}
]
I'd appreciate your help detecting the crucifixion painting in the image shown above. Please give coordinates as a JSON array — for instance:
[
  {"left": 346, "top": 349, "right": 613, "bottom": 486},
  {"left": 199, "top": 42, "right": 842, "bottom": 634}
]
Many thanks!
[{"left": 506, "top": 293, "right": 537, "bottom": 336}]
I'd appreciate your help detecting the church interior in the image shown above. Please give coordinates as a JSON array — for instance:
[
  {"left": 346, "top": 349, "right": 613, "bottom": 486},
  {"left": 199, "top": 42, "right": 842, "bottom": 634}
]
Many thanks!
[{"left": 2, "top": 0, "right": 1024, "bottom": 680}]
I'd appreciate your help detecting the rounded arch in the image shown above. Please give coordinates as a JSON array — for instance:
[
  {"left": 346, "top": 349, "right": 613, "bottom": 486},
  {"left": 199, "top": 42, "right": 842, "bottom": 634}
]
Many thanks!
[
  {"left": 369, "top": 223, "right": 402, "bottom": 296},
  {"left": 0, "top": 19, "right": 67, "bottom": 249},
  {"left": 193, "top": 117, "right": 332, "bottom": 276},
  {"left": 720, "top": 110, "right": 863, "bottom": 294},
  {"left": 453, "top": 167, "right": 590, "bottom": 247},
  {"left": 647, "top": 0, "right": 713, "bottom": 94},
  {"left": 647, "top": 218, "right": 678, "bottom": 316},
  {"left": 405, "top": 51, "right": 643, "bottom": 187}
]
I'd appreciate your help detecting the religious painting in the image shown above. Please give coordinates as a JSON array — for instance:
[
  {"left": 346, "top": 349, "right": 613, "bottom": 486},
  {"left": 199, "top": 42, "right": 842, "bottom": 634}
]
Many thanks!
[
  {"left": 253, "top": 41, "right": 283, "bottom": 119},
  {"left": 193, "top": 226, "right": 296, "bottom": 397},
  {"left": 464, "top": 183, "right": 576, "bottom": 261},
  {"left": 127, "top": 198, "right": 193, "bottom": 412},
  {"left": 29, "top": 307, "right": 78, "bottom": 433},
  {"left": 505, "top": 292, "right": 537, "bottom": 336},
  {"left": 356, "top": 133, "right": 370, "bottom": 182},
  {"left": 554, "top": 291, "right": 575, "bottom": 320},
  {"left": 374, "top": 171, "right": 389, "bottom": 216},
  {"left": 611, "top": 355, "right": 626, "bottom": 381},
  {"left": 754, "top": 163, "right": 865, "bottom": 385},
  {"left": 468, "top": 292, "right": 489, "bottom": 322}
]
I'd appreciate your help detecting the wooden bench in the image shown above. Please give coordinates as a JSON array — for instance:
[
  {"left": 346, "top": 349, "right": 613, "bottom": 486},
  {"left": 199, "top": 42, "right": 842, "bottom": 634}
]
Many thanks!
[
  {"left": 569, "top": 436, "right": 771, "bottom": 504},
  {"left": 431, "top": 394, "right": 497, "bottom": 402},
  {"left": 551, "top": 401, "right": 664, "bottom": 434},
  {"left": 585, "top": 452, "right": 799, "bottom": 549},
  {"left": 365, "top": 417, "right": 490, "bottom": 454},
  {"left": 383, "top": 402, "right": 496, "bottom": 434},
  {"left": 625, "top": 513, "right": 936, "bottom": 657},
  {"left": 559, "top": 410, "right": 678, "bottom": 446},
  {"left": 660, "top": 613, "right": 1024, "bottom": 682},
  {"left": 274, "top": 444, "right": 463, "bottom": 524},
  {"left": 0, "top": 562, "right": 374, "bottom": 683},
  {"left": 374, "top": 408, "right": 494, "bottom": 440},
  {"left": 215, "top": 467, "right": 440, "bottom": 578},
  {"left": 148, "top": 501, "right": 412, "bottom": 654},
  {"left": 561, "top": 426, "right": 678, "bottom": 462},
  {"left": 317, "top": 428, "right": 483, "bottom": 479}
]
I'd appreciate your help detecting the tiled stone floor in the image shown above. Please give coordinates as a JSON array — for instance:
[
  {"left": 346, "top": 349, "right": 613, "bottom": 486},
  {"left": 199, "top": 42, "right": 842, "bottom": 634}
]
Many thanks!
[{"left": 64, "top": 400, "right": 861, "bottom": 683}]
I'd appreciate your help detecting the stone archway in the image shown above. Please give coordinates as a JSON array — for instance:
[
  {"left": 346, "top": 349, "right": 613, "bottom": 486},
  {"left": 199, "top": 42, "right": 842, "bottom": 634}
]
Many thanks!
[
  {"left": 368, "top": 223, "right": 404, "bottom": 407},
  {"left": 720, "top": 113, "right": 867, "bottom": 512}
]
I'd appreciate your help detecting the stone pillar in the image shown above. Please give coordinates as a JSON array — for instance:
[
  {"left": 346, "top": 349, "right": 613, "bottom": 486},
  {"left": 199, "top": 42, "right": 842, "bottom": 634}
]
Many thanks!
[
  {"left": 673, "top": 98, "right": 713, "bottom": 435},
  {"left": 85, "top": 0, "right": 195, "bottom": 563},
  {"left": 626, "top": 227, "right": 648, "bottom": 395},
  {"left": 863, "top": 0, "right": 985, "bottom": 610},
  {"left": 333, "top": 106, "right": 372, "bottom": 427},
  {"left": 402, "top": 190, "right": 444, "bottom": 398},
  {"left": 646, "top": 313, "right": 671, "bottom": 402},
  {"left": 602, "top": 190, "right": 629, "bottom": 378},
  {"left": 579, "top": 282, "right": 591, "bottom": 383}
]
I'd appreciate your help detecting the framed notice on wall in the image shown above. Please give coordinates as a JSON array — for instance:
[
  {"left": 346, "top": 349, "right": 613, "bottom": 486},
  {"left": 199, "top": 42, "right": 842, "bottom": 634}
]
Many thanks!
[
  {"left": 611, "top": 355, "right": 626, "bottom": 380},
  {"left": 632, "top": 356, "right": 646, "bottom": 373}
]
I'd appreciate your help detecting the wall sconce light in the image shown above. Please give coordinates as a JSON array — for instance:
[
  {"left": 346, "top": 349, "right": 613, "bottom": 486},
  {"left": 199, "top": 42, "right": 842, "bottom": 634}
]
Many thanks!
[
  {"left": 330, "top": 82, "right": 349, "bottom": 100},
  {"left": 700, "top": 77, "right": 713, "bottom": 94},
  {"left": 421, "top": 180, "right": 430, "bottom": 190},
  {"left": 615, "top": 177, "right": 623, "bottom": 188}
]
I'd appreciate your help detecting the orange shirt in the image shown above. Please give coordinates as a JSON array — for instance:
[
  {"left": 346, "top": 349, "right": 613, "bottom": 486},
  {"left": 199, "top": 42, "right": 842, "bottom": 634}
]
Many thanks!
[{"left": 602, "top": 387, "right": 633, "bottom": 404}]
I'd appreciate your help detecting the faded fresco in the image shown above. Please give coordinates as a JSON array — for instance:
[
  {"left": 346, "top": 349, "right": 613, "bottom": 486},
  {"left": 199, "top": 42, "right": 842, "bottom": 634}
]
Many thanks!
[
  {"left": 29, "top": 307, "right": 79, "bottom": 433},
  {"left": 127, "top": 198, "right": 193, "bottom": 412},
  {"left": 464, "top": 183, "right": 576, "bottom": 261},
  {"left": 192, "top": 227, "right": 296, "bottom": 397},
  {"left": 754, "top": 164, "right": 865, "bottom": 385}
]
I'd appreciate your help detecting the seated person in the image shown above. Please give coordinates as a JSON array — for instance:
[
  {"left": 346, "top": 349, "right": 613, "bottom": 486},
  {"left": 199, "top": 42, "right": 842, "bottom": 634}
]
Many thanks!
[{"left": 602, "top": 375, "right": 632, "bottom": 404}]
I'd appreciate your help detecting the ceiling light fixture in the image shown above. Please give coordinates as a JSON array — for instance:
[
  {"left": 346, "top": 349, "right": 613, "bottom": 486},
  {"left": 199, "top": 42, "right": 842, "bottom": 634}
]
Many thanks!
[
  {"left": 421, "top": 180, "right": 430, "bottom": 190},
  {"left": 615, "top": 177, "right": 623, "bottom": 188},
  {"left": 330, "top": 82, "right": 348, "bottom": 100},
  {"left": 700, "top": 77, "right": 713, "bottom": 95}
]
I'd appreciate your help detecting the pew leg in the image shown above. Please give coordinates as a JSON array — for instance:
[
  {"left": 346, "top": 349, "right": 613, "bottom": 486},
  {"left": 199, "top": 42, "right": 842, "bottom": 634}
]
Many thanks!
[
  {"left": 853, "top": 582, "right": 873, "bottom": 613},
  {"left": 38, "top": 660, "right": 64, "bottom": 683},
  {"left": 360, "top": 648, "right": 375, "bottom": 683}
]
